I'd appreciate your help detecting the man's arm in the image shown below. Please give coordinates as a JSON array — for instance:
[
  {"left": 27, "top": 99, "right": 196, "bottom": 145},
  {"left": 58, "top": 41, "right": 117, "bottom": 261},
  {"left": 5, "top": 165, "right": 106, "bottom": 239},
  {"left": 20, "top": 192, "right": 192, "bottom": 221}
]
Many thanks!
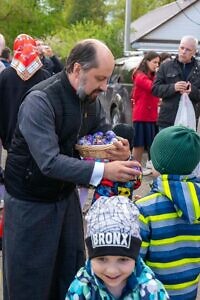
[
  {"left": 184, "top": 60, "right": 200, "bottom": 105},
  {"left": 152, "top": 63, "right": 178, "bottom": 98},
  {"left": 18, "top": 91, "right": 95, "bottom": 186},
  {"left": 18, "top": 91, "right": 141, "bottom": 186}
]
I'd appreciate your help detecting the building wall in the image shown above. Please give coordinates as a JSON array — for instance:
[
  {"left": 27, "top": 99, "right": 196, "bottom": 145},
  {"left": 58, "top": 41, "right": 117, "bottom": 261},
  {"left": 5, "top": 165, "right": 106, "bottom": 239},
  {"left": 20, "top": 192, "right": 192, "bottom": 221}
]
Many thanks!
[
  {"left": 131, "top": 2, "right": 200, "bottom": 52},
  {"left": 147, "top": 4, "right": 200, "bottom": 40}
]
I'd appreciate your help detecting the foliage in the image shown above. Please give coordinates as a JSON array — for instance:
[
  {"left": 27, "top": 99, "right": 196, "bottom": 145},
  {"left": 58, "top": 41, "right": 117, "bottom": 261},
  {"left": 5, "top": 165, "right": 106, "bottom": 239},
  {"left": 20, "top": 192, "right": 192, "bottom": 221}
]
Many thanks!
[
  {"left": 0, "top": 0, "right": 60, "bottom": 47},
  {"left": 0, "top": 0, "right": 175, "bottom": 58},
  {"left": 63, "top": 0, "right": 107, "bottom": 25},
  {"left": 45, "top": 19, "right": 124, "bottom": 60}
]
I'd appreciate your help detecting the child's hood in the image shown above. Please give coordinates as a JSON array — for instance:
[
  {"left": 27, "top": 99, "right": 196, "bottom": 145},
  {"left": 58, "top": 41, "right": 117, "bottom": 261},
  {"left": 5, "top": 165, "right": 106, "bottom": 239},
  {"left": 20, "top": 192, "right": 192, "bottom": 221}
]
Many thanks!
[
  {"left": 79, "top": 257, "right": 163, "bottom": 287},
  {"left": 152, "top": 174, "right": 200, "bottom": 224},
  {"left": 71, "top": 258, "right": 169, "bottom": 299}
]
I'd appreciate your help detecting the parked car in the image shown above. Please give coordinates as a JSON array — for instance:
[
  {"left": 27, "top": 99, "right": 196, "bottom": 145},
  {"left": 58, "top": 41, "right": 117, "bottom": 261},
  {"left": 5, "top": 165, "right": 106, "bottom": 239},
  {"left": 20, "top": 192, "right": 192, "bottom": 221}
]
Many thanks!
[{"left": 98, "top": 54, "right": 143, "bottom": 126}]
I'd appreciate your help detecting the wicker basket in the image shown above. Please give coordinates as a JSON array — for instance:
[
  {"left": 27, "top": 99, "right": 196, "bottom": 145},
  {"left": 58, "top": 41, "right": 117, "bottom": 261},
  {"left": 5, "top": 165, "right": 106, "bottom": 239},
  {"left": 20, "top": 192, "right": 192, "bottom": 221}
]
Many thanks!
[{"left": 75, "top": 143, "right": 117, "bottom": 159}]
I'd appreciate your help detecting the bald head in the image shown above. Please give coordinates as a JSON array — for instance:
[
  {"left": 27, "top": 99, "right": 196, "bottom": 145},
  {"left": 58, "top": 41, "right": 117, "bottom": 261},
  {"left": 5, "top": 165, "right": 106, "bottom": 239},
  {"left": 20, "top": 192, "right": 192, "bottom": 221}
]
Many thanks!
[
  {"left": 66, "top": 38, "right": 114, "bottom": 73},
  {"left": 66, "top": 38, "right": 115, "bottom": 102},
  {"left": 84, "top": 38, "right": 114, "bottom": 57}
]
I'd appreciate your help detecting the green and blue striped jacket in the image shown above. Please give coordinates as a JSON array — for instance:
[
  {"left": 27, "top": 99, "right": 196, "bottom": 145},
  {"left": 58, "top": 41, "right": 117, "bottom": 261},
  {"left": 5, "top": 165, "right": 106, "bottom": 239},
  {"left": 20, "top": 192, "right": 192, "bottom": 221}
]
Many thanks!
[{"left": 136, "top": 174, "right": 200, "bottom": 300}]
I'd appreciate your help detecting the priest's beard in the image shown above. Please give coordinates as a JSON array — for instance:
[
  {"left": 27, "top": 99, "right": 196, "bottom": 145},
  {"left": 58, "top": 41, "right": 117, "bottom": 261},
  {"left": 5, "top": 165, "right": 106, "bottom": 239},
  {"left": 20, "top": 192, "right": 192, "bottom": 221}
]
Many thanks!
[{"left": 76, "top": 75, "right": 104, "bottom": 103}]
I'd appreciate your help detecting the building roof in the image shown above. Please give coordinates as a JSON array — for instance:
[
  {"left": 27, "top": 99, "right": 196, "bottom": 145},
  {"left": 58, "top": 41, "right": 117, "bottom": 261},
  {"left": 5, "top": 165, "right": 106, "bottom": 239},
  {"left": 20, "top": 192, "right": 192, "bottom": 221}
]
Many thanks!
[{"left": 130, "top": 0, "right": 199, "bottom": 51}]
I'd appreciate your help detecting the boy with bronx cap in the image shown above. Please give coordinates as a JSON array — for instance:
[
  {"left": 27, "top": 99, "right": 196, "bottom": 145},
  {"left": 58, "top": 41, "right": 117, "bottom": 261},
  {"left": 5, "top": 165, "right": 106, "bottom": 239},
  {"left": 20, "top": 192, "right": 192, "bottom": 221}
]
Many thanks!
[
  {"left": 66, "top": 196, "right": 169, "bottom": 299},
  {"left": 136, "top": 125, "right": 200, "bottom": 300}
]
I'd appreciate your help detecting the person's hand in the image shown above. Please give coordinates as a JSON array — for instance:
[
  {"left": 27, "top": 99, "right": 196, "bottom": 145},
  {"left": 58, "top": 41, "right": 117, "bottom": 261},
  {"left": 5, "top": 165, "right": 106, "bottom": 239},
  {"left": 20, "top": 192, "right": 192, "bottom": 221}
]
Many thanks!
[
  {"left": 133, "top": 194, "right": 142, "bottom": 201},
  {"left": 184, "top": 81, "right": 191, "bottom": 94},
  {"left": 174, "top": 81, "right": 188, "bottom": 93},
  {"left": 42, "top": 45, "right": 53, "bottom": 57},
  {"left": 104, "top": 137, "right": 131, "bottom": 161},
  {"left": 103, "top": 160, "right": 141, "bottom": 182}
]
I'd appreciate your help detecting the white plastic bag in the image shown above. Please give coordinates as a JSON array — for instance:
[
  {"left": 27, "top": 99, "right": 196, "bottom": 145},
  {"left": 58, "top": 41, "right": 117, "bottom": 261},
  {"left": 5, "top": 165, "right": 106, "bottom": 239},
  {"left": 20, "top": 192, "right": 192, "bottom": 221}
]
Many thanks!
[{"left": 174, "top": 93, "right": 196, "bottom": 130}]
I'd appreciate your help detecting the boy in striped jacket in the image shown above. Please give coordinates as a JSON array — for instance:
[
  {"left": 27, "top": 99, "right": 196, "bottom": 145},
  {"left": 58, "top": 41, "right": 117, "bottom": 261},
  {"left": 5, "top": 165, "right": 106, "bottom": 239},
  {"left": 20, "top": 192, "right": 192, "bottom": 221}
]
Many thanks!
[{"left": 136, "top": 125, "right": 200, "bottom": 300}]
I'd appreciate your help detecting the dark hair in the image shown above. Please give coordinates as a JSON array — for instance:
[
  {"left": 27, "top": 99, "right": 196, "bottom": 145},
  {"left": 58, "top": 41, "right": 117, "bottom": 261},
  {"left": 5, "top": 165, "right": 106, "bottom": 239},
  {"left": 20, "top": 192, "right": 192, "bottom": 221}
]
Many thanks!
[
  {"left": 1, "top": 47, "right": 11, "bottom": 60},
  {"left": 133, "top": 51, "right": 160, "bottom": 77},
  {"left": 160, "top": 52, "right": 172, "bottom": 63},
  {"left": 113, "top": 123, "right": 134, "bottom": 150},
  {"left": 66, "top": 40, "right": 99, "bottom": 73}
]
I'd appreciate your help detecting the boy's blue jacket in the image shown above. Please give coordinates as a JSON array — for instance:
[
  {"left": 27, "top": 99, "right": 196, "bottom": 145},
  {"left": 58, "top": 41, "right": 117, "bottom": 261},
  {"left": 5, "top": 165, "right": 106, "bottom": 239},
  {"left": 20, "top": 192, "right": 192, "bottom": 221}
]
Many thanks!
[
  {"left": 65, "top": 256, "right": 169, "bottom": 299},
  {"left": 136, "top": 174, "right": 200, "bottom": 300}
]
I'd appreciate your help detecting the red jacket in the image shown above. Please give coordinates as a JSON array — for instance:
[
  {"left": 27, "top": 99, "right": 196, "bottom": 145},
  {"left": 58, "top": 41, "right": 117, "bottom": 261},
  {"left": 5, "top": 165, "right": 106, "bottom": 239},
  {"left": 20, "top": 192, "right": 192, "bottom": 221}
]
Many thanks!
[{"left": 131, "top": 71, "right": 159, "bottom": 122}]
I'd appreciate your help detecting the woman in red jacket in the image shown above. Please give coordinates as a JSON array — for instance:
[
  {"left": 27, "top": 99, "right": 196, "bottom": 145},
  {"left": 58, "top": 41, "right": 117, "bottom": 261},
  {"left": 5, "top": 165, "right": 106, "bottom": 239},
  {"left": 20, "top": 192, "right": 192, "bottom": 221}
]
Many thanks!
[{"left": 131, "top": 51, "right": 160, "bottom": 174}]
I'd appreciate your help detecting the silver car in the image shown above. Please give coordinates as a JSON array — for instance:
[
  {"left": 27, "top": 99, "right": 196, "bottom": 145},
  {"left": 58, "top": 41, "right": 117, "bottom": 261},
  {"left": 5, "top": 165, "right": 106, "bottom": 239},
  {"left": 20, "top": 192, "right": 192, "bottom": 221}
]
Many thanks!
[{"left": 98, "top": 55, "right": 143, "bottom": 126}]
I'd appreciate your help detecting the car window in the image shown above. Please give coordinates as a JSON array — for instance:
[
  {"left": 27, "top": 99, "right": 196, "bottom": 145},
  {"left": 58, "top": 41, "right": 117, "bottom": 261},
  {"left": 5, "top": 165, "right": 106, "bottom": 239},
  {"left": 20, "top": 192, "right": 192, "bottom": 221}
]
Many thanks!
[
  {"left": 109, "top": 65, "right": 133, "bottom": 84},
  {"left": 121, "top": 68, "right": 133, "bottom": 84},
  {"left": 109, "top": 72, "right": 121, "bottom": 84},
  {"left": 109, "top": 55, "right": 143, "bottom": 85}
]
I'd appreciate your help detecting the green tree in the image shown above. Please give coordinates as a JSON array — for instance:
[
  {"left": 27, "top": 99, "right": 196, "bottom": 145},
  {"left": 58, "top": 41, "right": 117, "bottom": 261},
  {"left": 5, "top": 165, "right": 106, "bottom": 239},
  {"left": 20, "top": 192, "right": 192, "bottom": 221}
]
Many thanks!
[
  {"left": 63, "top": 0, "right": 107, "bottom": 25},
  {"left": 0, "top": 0, "right": 60, "bottom": 47},
  {"left": 44, "top": 0, "right": 175, "bottom": 60},
  {"left": 46, "top": 19, "right": 124, "bottom": 59},
  {"left": 0, "top": 0, "right": 176, "bottom": 58}
]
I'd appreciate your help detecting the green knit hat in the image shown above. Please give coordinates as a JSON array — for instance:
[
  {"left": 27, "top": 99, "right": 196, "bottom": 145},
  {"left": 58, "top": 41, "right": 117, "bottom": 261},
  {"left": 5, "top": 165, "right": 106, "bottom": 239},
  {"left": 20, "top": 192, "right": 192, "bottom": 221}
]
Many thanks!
[{"left": 150, "top": 126, "right": 200, "bottom": 175}]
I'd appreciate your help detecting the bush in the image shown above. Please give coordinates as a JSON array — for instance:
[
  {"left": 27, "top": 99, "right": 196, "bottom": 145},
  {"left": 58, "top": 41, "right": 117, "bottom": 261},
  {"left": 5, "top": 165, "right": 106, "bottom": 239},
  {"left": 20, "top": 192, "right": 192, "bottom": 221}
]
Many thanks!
[{"left": 45, "top": 19, "right": 124, "bottom": 61}]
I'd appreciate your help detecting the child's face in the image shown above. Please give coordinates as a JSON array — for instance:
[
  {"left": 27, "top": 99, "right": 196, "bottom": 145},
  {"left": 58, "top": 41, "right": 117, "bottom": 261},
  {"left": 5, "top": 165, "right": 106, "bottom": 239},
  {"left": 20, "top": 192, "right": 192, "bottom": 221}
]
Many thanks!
[{"left": 91, "top": 256, "right": 135, "bottom": 297}]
